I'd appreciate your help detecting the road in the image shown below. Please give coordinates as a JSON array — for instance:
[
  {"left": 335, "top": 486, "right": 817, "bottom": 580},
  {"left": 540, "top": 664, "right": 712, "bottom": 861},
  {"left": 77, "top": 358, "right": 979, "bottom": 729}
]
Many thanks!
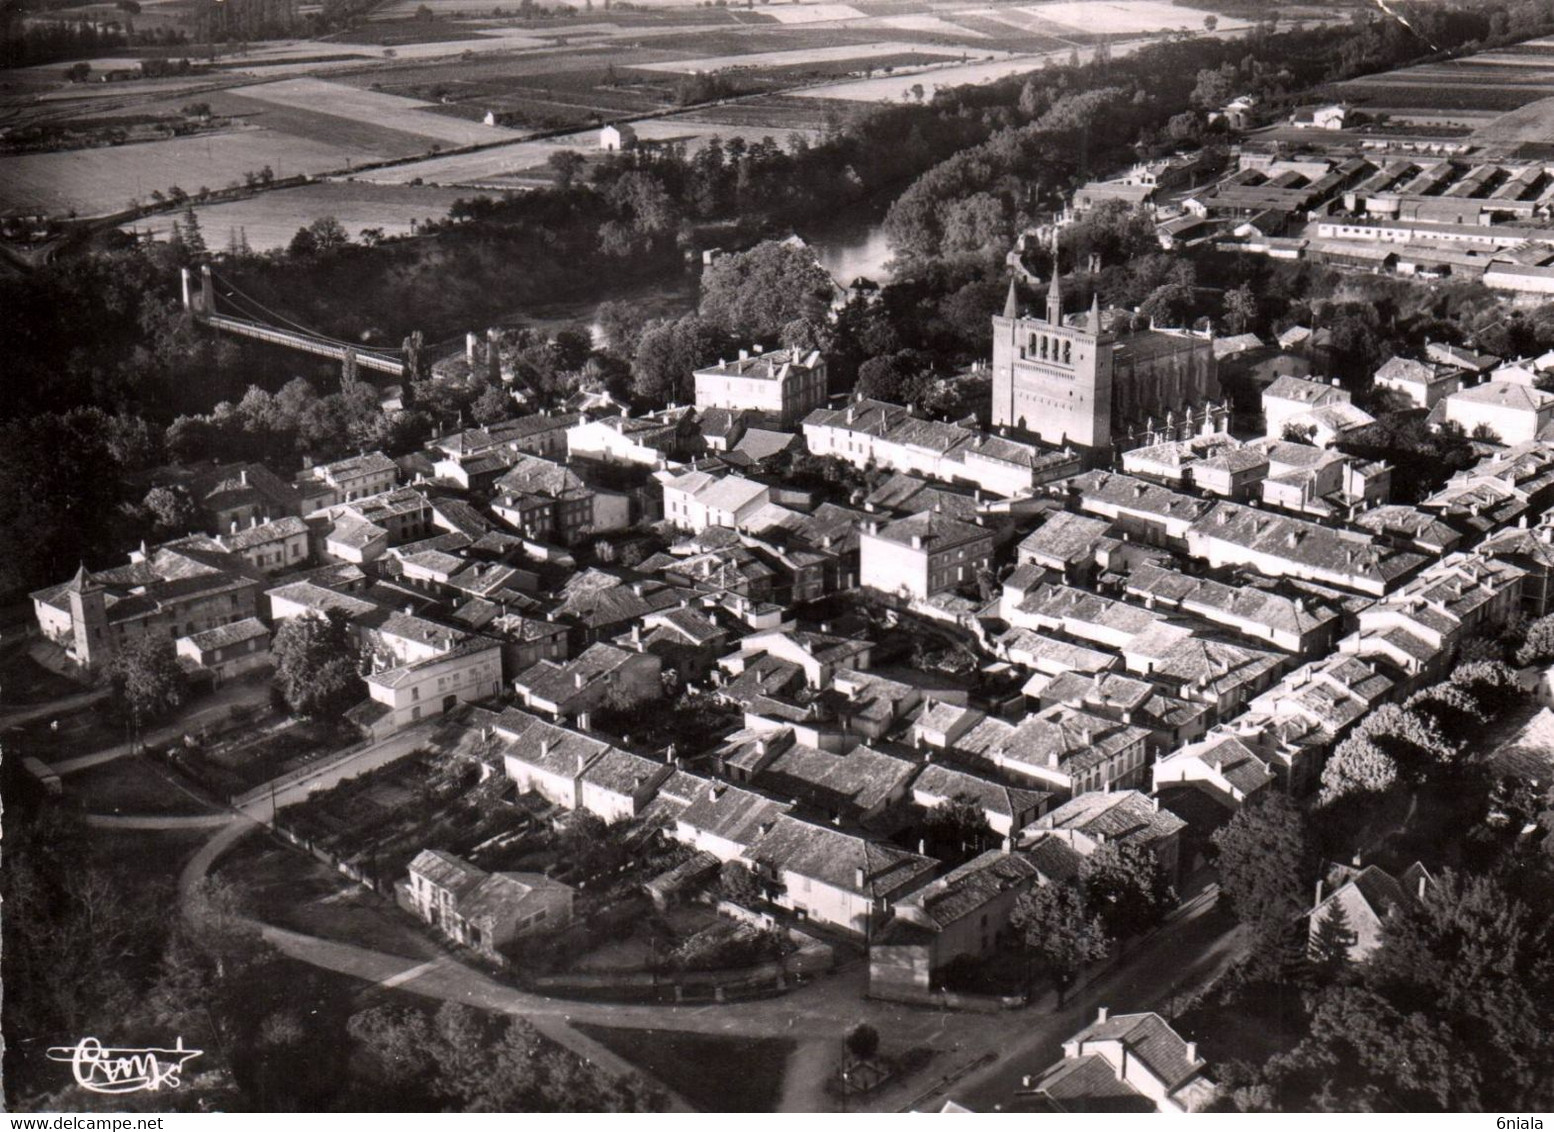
[
  {"left": 927, "top": 893, "right": 1243, "bottom": 1112},
  {"left": 168, "top": 805, "right": 1242, "bottom": 1113}
]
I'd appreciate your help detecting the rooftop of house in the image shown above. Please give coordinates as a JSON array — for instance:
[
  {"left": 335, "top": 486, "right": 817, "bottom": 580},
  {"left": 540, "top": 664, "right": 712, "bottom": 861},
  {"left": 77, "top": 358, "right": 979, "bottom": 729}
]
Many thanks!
[
  {"left": 181, "top": 617, "right": 269, "bottom": 652},
  {"left": 34, "top": 541, "right": 263, "bottom": 622},
  {"left": 1126, "top": 562, "right": 1337, "bottom": 638},
  {"left": 664, "top": 471, "right": 770, "bottom": 514},
  {"left": 866, "top": 474, "right": 982, "bottom": 521},
  {"left": 409, "top": 848, "right": 487, "bottom": 896},
  {"left": 1064, "top": 471, "right": 1215, "bottom": 524},
  {"left": 1375, "top": 355, "right": 1458, "bottom": 387},
  {"left": 1444, "top": 379, "right": 1554, "bottom": 412},
  {"left": 264, "top": 580, "right": 381, "bottom": 620},
  {"left": 315, "top": 450, "right": 397, "bottom": 481},
  {"left": 1066, "top": 1010, "right": 1206, "bottom": 1093},
  {"left": 513, "top": 641, "right": 642, "bottom": 705},
  {"left": 894, "top": 850, "right": 1040, "bottom": 930},
  {"left": 1019, "top": 512, "right": 1113, "bottom": 565},
  {"left": 1264, "top": 374, "right": 1350, "bottom": 406},
  {"left": 912, "top": 762, "right": 1052, "bottom": 820},
  {"left": 1191, "top": 502, "right": 1426, "bottom": 586},
  {"left": 1156, "top": 732, "right": 1275, "bottom": 797},
  {"left": 1026, "top": 790, "right": 1187, "bottom": 847},
  {"left": 495, "top": 454, "right": 591, "bottom": 501},
  {"left": 697, "top": 348, "right": 823, "bottom": 379},
  {"left": 997, "top": 705, "right": 1152, "bottom": 777},
  {"left": 677, "top": 780, "right": 792, "bottom": 848},
  {"left": 746, "top": 814, "right": 937, "bottom": 898},
  {"left": 1316, "top": 859, "right": 1433, "bottom": 921},
  {"left": 758, "top": 740, "right": 918, "bottom": 813},
  {"left": 867, "top": 511, "right": 991, "bottom": 553},
  {"left": 803, "top": 398, "right": 915, "bottom": 438}
]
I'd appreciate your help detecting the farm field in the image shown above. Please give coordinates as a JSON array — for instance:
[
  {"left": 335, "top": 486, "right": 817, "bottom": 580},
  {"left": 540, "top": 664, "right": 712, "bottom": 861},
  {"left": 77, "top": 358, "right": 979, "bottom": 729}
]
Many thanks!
[
  {"left": 0, "top": 126, "right": 375, "bottom": 216},
  {"left": 1338, "top": 43, "right": 1554, "bottom": 121},
  {"left": 1473, "top": 94, "right": 1554, "bottom": 142},
  {"left": 1031, "top": 0, "right": 1247, "bottom": 34},
  {"left": 228, "top": 76, "right": 526, "bottom": 145},
  {"left": 122, "top": 181, "right": 470, "bottom": 250},
  {"left": 357, "top": 111, "right": 820, "bottom": 187},
  {"left": 631, "top": 39, "right": 977, "bottom": 72}
]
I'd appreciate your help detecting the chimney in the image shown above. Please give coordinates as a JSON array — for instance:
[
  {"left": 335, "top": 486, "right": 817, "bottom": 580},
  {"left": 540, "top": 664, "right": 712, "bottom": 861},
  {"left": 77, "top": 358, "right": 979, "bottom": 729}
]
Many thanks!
[
  {"left": 239, "top": 469, "right": 249, "bottom": 486},
  {"left": 911, "top": 534, "right": 924, "bottom": 550},
  {"left": 854, "top": 865, "right": 867, "bottom": 889},
  {"left": 574, "top": 671, "right": 586, "bottom": 689},
  {"left": 466, "top": 331, "right": 477, "bottom": 365},
  {"left": 576, "top": 752, "right": 586, "bottom": 774},
  {"left": 1185, "top": 1041, "right": 1198, "bottom": 1064},
  {"left": 1097, "top": 1006, "right": 1109, "bottom": 1023},
  {"left": 540, "top": 738, "right": 551, "bottom": 758},
  {"left": 1417, "top": 873, "right": 1427, "bottom": 900},
  {"left": 230, "top": 520, "right": 238, "bottom": 534}
]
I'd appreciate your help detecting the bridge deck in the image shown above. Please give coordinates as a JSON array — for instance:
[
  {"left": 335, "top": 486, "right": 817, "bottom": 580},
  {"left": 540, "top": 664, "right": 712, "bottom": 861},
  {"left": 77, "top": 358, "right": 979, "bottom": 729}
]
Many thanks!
[{"left": 203, "top": 315, "right": 405, "bottom": 378}]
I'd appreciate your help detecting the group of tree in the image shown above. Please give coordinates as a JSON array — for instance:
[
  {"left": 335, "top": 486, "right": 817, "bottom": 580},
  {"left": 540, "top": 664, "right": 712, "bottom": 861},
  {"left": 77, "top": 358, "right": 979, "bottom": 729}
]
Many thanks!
[
  {"left": 1318, "top": 661, "right": 1519, "bottom": 804},
  {"left": 1228, "top": 869, "right": 1554, "bottom": 1112},
  {"left": 271, "top": 609, "right": 363, "bottom": 719},
  {"left": 1010, "top": 841, "right": 1174, "bottom": 1004},
  {"left": 346, "top": 1001, "right": 665, "bottom": 1111}
]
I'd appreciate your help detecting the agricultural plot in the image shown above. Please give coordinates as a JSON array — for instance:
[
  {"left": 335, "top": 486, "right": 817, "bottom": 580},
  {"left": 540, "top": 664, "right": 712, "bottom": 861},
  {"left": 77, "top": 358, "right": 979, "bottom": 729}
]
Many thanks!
[
  {"left": 123, "top": 181, "right": 470, "bottom": 251},
  {"left": 0, "top": 126, "right": 370, "bottom": 216},
  {"left": 358, "top": 111, "right": 818, "bottom": 186},
  {"left": 228, "top": 76, "right": 524, "bottom": 145},
  {"left": 1029, "top": 0, "right": 1247, "bottom": 34},
  {"left": 631, "top": 39, "right": 974, "bottom": 72},
  {"left": 1473, "top": 94, "right": 1554, "bottom": 143}
]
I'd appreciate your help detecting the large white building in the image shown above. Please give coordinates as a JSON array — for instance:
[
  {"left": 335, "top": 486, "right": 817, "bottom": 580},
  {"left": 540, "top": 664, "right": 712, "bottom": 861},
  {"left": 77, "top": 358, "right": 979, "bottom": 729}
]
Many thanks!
[
  {"left": 859, "top": 512, "right": 994, "bottom": 600},
  {"left": 694, "top": 348, "right": 827, "bottom": 428}
]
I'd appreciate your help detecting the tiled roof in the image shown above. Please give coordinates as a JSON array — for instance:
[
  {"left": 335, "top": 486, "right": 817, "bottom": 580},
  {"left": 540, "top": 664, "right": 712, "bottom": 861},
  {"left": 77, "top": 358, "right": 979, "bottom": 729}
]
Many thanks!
[
  {"left": 677, "top": 781, "right": 791, "bottom": 848},
  {"left": 1068, "top": 1011, "right": 1203, "bottom": 1091},
  {"left": 1028, "top": 790, "right": 1187, "bottom": 849},
  {"left": 895, "top": 850, "right": 1039, "bottom": 929},
  {"left": 182, "top": 617, "right": 269, "bottom": 651},
  {"left": 912, "top": 763, "right": 1051, "bottom": 821},
  {"left": 747, "top": 814, "right": 937, "bottom": 898},
  {"left": 1018, "top": 512, "right": 1113, "bottom": 565}
]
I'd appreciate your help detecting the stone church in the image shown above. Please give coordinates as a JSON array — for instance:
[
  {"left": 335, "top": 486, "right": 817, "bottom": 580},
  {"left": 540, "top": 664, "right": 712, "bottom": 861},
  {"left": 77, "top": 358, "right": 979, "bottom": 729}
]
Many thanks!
[{"left": 990, "top": 269, "right": 1219, "bottom": 453}]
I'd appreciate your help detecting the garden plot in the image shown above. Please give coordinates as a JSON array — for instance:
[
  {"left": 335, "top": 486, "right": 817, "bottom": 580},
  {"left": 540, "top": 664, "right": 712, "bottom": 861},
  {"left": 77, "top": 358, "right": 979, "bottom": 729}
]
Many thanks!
[{"left": 228, "top": 77, "right": 524, "bottom": 145}]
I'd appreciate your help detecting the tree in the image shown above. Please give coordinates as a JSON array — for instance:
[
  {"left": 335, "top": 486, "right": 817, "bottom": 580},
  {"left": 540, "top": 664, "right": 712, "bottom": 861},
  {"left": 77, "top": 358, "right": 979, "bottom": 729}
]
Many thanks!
[
  {"left": 1211, "top": 793, "right": 1315, "bottom": 940},
  {"left": 271, "top": 609, "right": 362, "bottom": 718},
  {"left": 717, "top": 860, "right": 763, "bottom": 906},
  {"left": 698, "top": 240, "right": 837, "bottom": 341},
  {"left": 107, "top": 635, "right": 188, "bottom": 725},
  {"left": 631, "top": 315, "right": 728, "bottom": 406},
  {"left": 596, "top": 300, "right": 649, "bottom": 355},
  {"left": 1080, "top": 840, "right": 1175, "bottom": 945},
  {"left": 846, "top": 1023, "right": 880, "bottom": 1063},
  {"left": 855, "top": 349, "right": 933, "bottom": 405},
  {"left": 1320, "top": 735, "right": 1399, "bottom": 803},
  {"left": 470, "top": 384, "right": 514, "bottom": 424},
  {"left": 922, "top": 795, "right": 992, "bottom": 864},
  {"left": 547, "top": 149, "right": 586, "bottom": 190},
  {"left": 142, "top": 484, "right": 202, "bottom": 536},
  {"left": 1204, "top": 13, "right": 1218, "bottom": 32},
  {"left": 1515, "top": 612, "right": 1554, "bottom": 666},
  {"left": 1223, "top": 282, "right": 1258, "bottom": 334},
  {"left": 288, "top": 225, "right": 319, "bottom": 258},
  {"left": 306, "top": 215, "right": 351, "bottom": 254},
  {"left": 180, "top": 203, "right": 207, "bottom": 259},
  {"left": 1010, "top": 882, "right": 1110, "bottom": 1006},
  {"left": 1307, "top": 901, "right": 1356, "bottom": 981}
]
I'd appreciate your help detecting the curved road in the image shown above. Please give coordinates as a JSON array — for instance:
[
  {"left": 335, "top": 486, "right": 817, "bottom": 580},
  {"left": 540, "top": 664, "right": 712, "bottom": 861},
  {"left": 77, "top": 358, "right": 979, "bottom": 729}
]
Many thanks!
[{"left": 167, "top": 811, "right": 1242, "bottom": 1112}]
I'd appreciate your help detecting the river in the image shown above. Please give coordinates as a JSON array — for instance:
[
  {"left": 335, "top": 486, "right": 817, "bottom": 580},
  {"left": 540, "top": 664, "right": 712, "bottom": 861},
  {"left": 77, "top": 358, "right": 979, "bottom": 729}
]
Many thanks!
[{"left": 809, "top": 221, "right": 895, "bottom": 287}]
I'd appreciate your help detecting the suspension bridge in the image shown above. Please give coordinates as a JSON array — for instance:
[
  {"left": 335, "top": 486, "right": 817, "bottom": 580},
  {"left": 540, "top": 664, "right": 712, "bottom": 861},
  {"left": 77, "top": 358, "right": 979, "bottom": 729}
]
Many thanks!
[{"left": 180, "top": 265, "right": 444, "bottom": 380}]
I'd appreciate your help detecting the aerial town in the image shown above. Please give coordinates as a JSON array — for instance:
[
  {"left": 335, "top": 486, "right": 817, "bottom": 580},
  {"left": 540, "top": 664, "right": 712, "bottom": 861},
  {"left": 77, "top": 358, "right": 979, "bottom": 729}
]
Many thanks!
[{"left": 5, "top": 0, "right": 1554, "bottom": 1117}]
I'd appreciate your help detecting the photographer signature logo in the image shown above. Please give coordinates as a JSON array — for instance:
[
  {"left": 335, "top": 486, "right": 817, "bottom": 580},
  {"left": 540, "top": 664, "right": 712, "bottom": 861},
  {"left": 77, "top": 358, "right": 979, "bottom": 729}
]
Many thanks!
[{"left": 46, "top": 1037, "right": 204, "bottom": 1094}]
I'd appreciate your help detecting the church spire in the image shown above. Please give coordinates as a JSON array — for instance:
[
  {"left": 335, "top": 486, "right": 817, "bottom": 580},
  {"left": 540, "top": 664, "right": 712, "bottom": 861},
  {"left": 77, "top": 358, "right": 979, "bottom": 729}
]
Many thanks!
[
  {"left": 1046, "top": 227, "right": 1063, "bottom": 326},
  {"left": 1090, "top": 289, "right": 1102, "bottom": 332},
  {"left": 1003, "top": 276, "right": 1019, "bottom": 320}
]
